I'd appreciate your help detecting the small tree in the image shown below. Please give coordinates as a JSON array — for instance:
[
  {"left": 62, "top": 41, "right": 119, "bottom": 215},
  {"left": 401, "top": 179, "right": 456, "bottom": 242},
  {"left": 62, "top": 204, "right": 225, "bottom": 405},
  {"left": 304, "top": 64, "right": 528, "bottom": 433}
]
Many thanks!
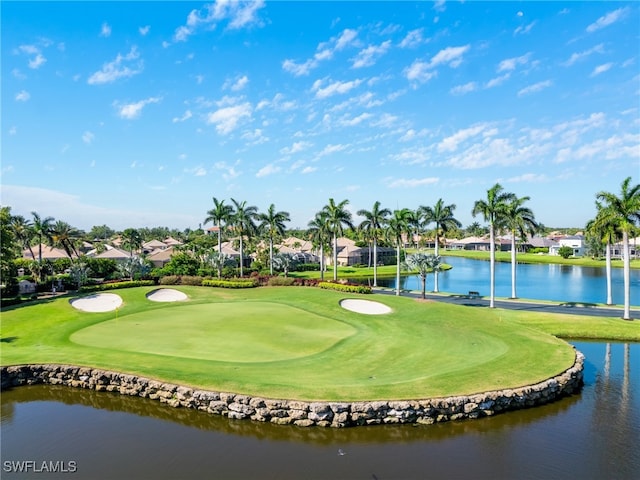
[
  {"left": 272, "top": 253, "right": 298, "bottom": 277},
  {"left": 405, "top": 253, "right": 441, "bottom": 299},
  {"left": 558, "top": 245, "right": 574, "bottom": 259},
  {"left": 69, "top": 261, "right": 89, "bottom": 289}
]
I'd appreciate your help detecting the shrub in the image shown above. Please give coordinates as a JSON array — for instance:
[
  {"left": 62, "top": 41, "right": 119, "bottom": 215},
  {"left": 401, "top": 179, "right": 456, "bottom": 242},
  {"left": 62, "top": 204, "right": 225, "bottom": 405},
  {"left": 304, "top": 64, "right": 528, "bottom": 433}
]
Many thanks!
[
  {"left": 267, "top": 276, "right": 295, "bottom": 286},
  {"left": 318, "top": 282, "right": 372, "bottom": 294},
  {"left": 558, "top": 246, "right": 574, "bottom": 259},
  {"left": 294, "top": 263, "right": 320, "bottom": 272},
  {"left": 181, "top": 275, "right": 204, "bottom": 286},
  {"left": 159, "top": 275, "right": 181, "bottom": 285},
  {"left": 79, "top": 280, "right": 154, "bottom": 292},
  {"left": 201, "top": 278, "right": 258, "bottom": 289}
]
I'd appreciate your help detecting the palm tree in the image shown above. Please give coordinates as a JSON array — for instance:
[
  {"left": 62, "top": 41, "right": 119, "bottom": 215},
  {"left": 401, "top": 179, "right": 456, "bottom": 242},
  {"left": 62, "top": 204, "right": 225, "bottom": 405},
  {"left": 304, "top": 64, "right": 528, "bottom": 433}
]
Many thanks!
[
  {"left": 586, "top": 202, "right": 621, "bottom": 305},
  {"left": 51, "top": 220, "right": 81, "bottom": 259},
  {"left": 204, "top": 197, "right": 234, "bottom": 278},
  {"left": 257, "top": 204, "right": 291, "bottom": 275},
  {"left": 121, "top": 228, "right": 142, "bottom": 279},
  {"left": 11, "top": 215, "right": 35, "bottom": 261},
  {"left": 230, "top": 198, "right": 258, "bottom": 277},
  {"left": 357, "top": 201, "right": 391, "bottom": 287},
  {"left": 595, "top": 177, "right": 640, "bottom": 320},
  {"left": 308, "top": 210, "right": 330, "bottom": 281},
  {"left": 405, "top": 252, "right": 441, "bottom": 299},
  {"left": 503, "top": 195, "right": 538, "bottom": 299},
  {"left": 322, "top": 198, "right": 354, "bottom": 281},
  {"left": 407, "top": 209, "right": 422, "bottom": 250},
  {"left": 31, "top": 211, "right": 54, "bottom": 280},
  {"left": 272, "top": 252, "right": 297, "bottom": 277},
  {"left": 472, "top": 184, "right": 516, "bottom": 308},
  {"left": 386, "top": 208, "right": 412, "bottom": 296},
  {"left": 420, "top": 199, "right": 461, "bottom": 292}
]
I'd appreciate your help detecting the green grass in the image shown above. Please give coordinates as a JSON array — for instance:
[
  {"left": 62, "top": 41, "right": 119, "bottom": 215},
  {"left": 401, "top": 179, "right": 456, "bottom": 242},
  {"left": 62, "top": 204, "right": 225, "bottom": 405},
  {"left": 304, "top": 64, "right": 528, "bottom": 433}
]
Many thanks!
[
  {"left": 2, "top": 286, "right": 637, "bottom": 401},
  {"left": 425, "top": 248, "right": 640, "bottom": 269}
]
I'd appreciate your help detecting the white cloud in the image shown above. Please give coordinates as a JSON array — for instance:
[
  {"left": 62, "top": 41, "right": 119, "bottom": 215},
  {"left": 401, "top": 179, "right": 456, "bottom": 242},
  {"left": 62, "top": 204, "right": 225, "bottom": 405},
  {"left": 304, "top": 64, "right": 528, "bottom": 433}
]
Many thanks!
[
  {"left": 280, "top": 141, "right": 312, "bottom": 155},
  {"left": 9, "top": 126, "right": 17, "bottom": 135},
  {"left": 562, "top": 44, "right": 605, "bottom": 66},
  {"left": 82, "top": 131, "right": 95, "bottom": 144},
  {"left": 28, "top": 53, "right": 46, "bottom": 69},
  {"left": 514, "top": 21, "right": 536, "bottom": 36},
  {"left": 586, "top": 7, "right": 629, "bottom": 33},
  {"left": 485, "top": 73, "right": 511, "bottom": 89},
  {"left": 312, "top": 78, "right": 363, "bottom": 99},
  {"left": 590, "top": 62, "right": 614, "bottom": 77},
  {"left": 517, "top": 80, "right": 552, "bottom": 96},
  {"left": 116, "top": 96, "right": 161, "bottom": 119},
  {"left": 224, "top": 74, "right": 249, "bottom": 91},
  {"left": 497, "top": 53, "right": 531, "bottom": 72},
  {"left": 506, "top": 173, "right": 548, "bottom": 183},
  {"left": 404, "top": 60, "right": 437, "bottom": 85},
  {"left": 214, "top": 161, "right": 241, "bottom": 181},
  {"left": 206, "top": 102, "right": 252, "bottom": 134},
  {"left": 317, "top": 143, "right": 348, "bottom": 158},
  {"left": 334, "top": 28, "right": 358, "bottom": 50},
  {"left": 173, "top": 0, "right": 266, "bottom": 42},
  {"left": 256, "top": 163, "right": 280, "bottom": 177},
  {"left": 139, "top": 25, "right": 150, "bottom": 36},
  {"left": 172, "top": 110, "right": 193, "bottom": 123},
  {"left": 429, "top": 45, "right": 470, "bottom": 68},
  {"left": 100, "top": 22, "right": 111, "bottom": 37},
  {"left": 387, "top": 177, "right": 439, "bottom": 188},
  {"left": 351, "top": 40, "right": 391, "bottom": 68},
  {"left": 338, "top": 112, "right": 372, "bottom": 127},
  {"left": 301, "top": 166, "right": 317, "bottom": 174},
  {"left": 88, "top": 47, "right": 143, "bottom": 85},
  {"left": 399, "top": 29, "right": 425, "bottom": 48},
  {"left": 438, "top": 124, "right": 488, "bottom": 152},
  {"left": 283, "top": 28, "right": 358, "bottom": 76},
  {"left": 450, "top": 82, "right": 477, "bottom": 96},
  {"left": 15, "top": 90, "right": 30, "bottom": 101}
]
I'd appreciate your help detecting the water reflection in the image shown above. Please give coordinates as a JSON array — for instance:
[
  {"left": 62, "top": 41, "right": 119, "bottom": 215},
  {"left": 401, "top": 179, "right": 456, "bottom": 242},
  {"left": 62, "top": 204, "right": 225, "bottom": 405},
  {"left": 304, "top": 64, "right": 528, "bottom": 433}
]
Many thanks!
[
  {"left": 1, "top": 342, "right": 638, "bottom": 479},
  {"left": 376, "top": 257, "right": 639, "bottom": 305}
]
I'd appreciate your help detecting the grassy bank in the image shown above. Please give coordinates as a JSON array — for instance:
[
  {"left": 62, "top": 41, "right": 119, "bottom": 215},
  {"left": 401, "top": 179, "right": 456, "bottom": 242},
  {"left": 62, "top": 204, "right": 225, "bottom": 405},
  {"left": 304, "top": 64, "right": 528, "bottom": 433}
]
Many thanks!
[
  {"left": 428, "top": 248, "right": 640, "bottom": 269},
  {"left": 3, "top": 286, "right": 626, "bottom": 401}
]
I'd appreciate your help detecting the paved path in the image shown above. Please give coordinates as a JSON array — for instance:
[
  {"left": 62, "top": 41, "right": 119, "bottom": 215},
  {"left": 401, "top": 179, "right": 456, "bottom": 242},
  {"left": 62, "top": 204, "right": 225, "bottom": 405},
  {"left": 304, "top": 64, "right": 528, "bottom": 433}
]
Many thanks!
[{"left": 374, "top": 288, "right": 640, "bottom": 320}]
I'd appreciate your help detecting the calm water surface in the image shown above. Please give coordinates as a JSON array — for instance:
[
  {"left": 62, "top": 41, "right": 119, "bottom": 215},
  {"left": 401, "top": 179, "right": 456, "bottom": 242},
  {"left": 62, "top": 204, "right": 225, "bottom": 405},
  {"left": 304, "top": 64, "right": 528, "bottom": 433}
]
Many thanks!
[
  {"left": 377, "top": 256, "right": 640, "bottom": 305},
  {"left": 1, "top": 342, "right": 638, "bottom": 480}
]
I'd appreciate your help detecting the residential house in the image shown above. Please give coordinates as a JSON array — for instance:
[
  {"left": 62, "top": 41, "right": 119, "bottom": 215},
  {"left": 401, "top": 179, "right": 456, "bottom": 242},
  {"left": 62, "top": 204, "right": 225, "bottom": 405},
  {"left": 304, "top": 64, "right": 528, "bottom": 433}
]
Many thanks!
[
  {"left": 549, "top": 235, "right": 586, "bottom": 257},
  {"left": 23, "top": 244, "right": 71, "bottom": 260}
]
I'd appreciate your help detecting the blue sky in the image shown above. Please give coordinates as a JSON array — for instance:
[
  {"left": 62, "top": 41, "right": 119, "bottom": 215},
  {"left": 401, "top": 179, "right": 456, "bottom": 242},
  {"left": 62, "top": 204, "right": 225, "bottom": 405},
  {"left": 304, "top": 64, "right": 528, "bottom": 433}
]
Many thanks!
[{"left": 2, "top": 1, "right": 639, "bottom": 232}]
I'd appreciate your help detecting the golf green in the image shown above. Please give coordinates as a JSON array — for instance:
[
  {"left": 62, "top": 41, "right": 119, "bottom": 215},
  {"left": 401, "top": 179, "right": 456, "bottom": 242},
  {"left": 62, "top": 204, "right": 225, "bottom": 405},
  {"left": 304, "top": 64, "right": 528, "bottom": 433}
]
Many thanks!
[
  {"left": 1, "top": 286, "right": 581, "bottom": 400},
  {"left": 71, "top": 302, "right": 357, "bottom": 362}
]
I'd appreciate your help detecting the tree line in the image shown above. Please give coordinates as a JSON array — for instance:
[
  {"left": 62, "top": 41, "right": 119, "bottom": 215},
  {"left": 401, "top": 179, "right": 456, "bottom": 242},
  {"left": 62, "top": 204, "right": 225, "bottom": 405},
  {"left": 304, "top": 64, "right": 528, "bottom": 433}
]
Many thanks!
[{"left": 1, "top": 177, "right": 638, "bottom": 318}]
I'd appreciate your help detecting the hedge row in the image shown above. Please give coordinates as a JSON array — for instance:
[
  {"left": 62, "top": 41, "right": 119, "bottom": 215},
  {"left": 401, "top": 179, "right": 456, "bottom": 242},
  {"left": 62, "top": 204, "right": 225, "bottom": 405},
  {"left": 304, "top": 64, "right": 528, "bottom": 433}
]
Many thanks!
[
  {"left": 318, "top": 282, "right": 372, "bottom": 294},
  {"left": 201, "top": 279, "right": 259, "bottom": 289},
  {"left": 79, "top": 280, "right": 155, "bottom": 292}
]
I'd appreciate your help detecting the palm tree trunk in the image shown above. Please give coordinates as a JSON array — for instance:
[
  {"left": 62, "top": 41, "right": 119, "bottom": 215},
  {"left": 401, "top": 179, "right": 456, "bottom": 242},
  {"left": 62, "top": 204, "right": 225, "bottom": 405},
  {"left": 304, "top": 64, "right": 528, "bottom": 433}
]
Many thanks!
[
  {"left": 239, "top": 237, "right": 244, "bottom": 277},
  {"left": 605, "top": 241, "right": 613, "bottom": 305},
  {"left": 217, "top": 222, "right": 223, "bottom": 279},
  {"left": 269, "top": 238, "right": 274, "bottom": 275},
  {"left": 489, "top": 224, "right": 495, "bottom": 308},
  {"left": 421, "top": 274, "right": 426, "bottom": 300},
  {"left": 320, "top": 244, "right": 325, "bottom": 281},
  {"left": 434, "top": 232, "right": 440, "bottom": 292},
  {"left": 333, "top": 233, "right": 338, "bottom": 281},
  {"left": 510, "top": 232, "right": 517, "bottom": 299},
  {"left": 395, "top": 244, "right": 401, "bottom": 296},
  {"left": 622, "top": 231, "right": 631, "bottom": 320},
  {"left": 373, "top": 238, "right": 378, "bottom": 287}
]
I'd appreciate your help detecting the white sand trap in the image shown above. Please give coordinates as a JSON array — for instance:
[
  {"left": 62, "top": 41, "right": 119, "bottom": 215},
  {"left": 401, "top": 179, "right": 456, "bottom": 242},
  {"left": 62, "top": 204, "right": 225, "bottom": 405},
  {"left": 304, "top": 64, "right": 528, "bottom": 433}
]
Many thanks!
[
  {"left": 340, "top": 299, "right": 392, "bottom": 315},
  {"left": 71, "top": 293, "right": 123, "bottom": 313},
  {"left": 146, "top": 288, "right": 188, "bottom": 302}
]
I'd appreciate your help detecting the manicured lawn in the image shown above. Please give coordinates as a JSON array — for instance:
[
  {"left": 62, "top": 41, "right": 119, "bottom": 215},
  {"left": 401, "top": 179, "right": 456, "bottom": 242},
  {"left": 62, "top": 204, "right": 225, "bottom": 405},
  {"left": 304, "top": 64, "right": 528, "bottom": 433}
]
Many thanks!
[{"left": 2, "top": 286, "right": 635, "bottom": 401}]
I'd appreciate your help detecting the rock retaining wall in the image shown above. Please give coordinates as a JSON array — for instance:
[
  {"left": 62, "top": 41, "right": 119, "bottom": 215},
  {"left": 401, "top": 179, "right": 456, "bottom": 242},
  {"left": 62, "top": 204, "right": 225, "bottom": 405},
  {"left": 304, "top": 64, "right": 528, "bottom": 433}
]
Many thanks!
[{"left": 0, "top": 351, "right": 583, "bottom": 428}]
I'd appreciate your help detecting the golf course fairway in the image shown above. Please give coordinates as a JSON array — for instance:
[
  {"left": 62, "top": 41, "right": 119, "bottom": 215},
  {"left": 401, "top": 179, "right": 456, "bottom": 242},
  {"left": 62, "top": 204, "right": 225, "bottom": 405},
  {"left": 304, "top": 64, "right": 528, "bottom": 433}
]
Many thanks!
[{"left": 1, "top": 286, "right": 577, "bottom": 401}]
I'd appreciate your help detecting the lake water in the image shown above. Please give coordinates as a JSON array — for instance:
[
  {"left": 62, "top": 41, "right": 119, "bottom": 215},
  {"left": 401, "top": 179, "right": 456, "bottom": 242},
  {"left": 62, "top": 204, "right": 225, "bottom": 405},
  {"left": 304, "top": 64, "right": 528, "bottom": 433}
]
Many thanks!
[
  {"left": 375, "top": 256, "right": 640, "bottom": 306},
  {"left": 1, "top": 341, "right": 638, "bottom": 479}
]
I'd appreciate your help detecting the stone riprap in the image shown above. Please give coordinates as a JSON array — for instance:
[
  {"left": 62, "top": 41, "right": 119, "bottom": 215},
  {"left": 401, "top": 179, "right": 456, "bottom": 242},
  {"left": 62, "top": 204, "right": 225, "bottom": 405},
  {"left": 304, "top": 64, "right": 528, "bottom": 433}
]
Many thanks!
[{"left": 0, "top": 352, "right": 583, "bottom": 428}]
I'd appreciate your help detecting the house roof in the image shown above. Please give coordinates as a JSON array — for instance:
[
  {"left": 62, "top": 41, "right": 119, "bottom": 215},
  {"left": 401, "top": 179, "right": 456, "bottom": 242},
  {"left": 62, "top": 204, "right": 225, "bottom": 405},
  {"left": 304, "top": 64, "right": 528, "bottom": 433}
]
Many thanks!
[
  {"left": 94, "top": 247, "right": 133, "bottom": 260},
  {"left": 148, "top": 245, "right": 175, "bottom": 262},
  {"left": 163, "top": 237, "right": 182, "bottom": 246},
  {"left": 23, "top": 244, "right": 70, "bottom": 260},
  {"left": 143, "top": 239, "right": 167, "bottom": 249}
]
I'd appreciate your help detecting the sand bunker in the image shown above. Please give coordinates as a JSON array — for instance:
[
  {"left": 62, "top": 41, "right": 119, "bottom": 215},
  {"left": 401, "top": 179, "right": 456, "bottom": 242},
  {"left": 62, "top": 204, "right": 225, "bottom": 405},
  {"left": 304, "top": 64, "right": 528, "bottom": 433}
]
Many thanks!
[
  {"left": 146, "top": 288, "right": 188, "bottom": 302},
  {"left": 71, "top": 293, "right": 123, "bottom": 313},
  {"left": 340, "top": 299, "right": 392, "bottom": 315}
]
